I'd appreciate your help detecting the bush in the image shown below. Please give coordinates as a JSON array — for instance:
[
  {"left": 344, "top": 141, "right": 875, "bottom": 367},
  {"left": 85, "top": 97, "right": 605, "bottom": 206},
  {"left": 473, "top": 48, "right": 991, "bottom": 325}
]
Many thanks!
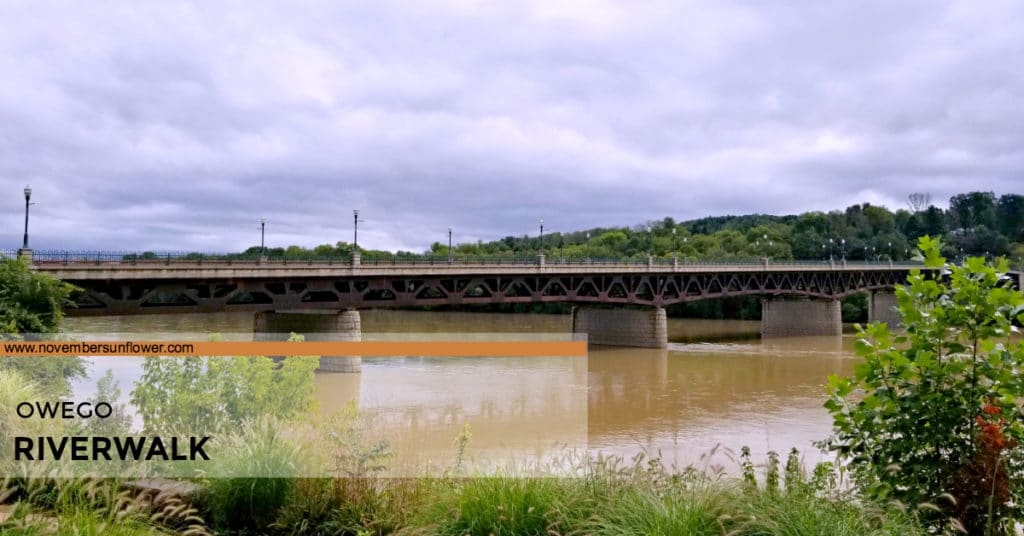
[
  {"left": 131, "top": 334, "right": 319, "bottom": 432},
  {"left": 822, "top": 236, "right": 1024, "bottom": 533}
]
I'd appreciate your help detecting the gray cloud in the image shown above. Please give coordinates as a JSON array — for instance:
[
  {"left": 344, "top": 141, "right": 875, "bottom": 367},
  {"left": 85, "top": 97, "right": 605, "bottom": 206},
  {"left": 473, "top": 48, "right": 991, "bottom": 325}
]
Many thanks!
[{"left": 1, "top": 0, "right": 1022, "bottom": 253}]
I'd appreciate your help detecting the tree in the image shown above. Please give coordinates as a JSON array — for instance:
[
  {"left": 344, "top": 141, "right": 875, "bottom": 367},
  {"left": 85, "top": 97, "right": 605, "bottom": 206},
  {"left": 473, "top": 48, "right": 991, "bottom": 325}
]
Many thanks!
[
  {"left": 908, "top": 192, "right": 932, "bottom": 212},
  {"left": 997, "top": 194, "right": 1024, "bottom": 242},
  {"left": 131, "top": 334, "right": 319, "bottom": 432},
  {"left": 0, "top": 258, "right": 85, "bottom": 394},
  {"left": 920, "top": 205, "right": 947, "bottom": 237},
  {"left": 78, "top": 369, "right": 132, "bottom": 437},
  {"left": 822, "top": 236, "right": 1024, "bottom": 533},
  {"left": 0, "top": 258, "right": 77, "bottom": 335},
  {"left": 949, "top": 191, "right": 997, "bottom": 230}
]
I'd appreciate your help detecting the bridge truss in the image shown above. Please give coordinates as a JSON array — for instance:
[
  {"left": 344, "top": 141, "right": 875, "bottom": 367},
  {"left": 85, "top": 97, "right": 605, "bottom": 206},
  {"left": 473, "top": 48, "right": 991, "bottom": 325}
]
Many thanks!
[{"left": 65, "top": 268, "right": 918, "bottom": 316}]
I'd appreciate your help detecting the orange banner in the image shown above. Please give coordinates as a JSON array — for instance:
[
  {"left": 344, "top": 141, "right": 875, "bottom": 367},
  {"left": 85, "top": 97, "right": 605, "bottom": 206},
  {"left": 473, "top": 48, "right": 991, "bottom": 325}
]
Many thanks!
[{"left": 1, "top": 340, "right": 587, "bottom": 357}]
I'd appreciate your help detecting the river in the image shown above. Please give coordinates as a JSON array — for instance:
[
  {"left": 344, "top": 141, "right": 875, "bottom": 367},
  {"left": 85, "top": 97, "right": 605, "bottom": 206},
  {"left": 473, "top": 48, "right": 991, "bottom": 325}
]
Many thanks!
[{"left": 64, "top": 310, "right": 856, "bottom": 475}]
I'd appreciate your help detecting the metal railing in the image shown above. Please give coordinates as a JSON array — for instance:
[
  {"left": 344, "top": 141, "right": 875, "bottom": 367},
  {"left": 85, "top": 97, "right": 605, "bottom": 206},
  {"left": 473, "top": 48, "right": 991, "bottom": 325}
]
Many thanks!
[{"left": 10, "top": 249, "right": 929, "bottom": 268}]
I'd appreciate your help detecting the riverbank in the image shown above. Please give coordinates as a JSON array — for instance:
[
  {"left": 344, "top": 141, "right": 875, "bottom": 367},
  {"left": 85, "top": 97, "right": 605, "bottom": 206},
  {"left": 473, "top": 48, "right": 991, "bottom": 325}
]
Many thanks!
[{"left": 1, "top": 449, "right": 924, "bottom": 535}]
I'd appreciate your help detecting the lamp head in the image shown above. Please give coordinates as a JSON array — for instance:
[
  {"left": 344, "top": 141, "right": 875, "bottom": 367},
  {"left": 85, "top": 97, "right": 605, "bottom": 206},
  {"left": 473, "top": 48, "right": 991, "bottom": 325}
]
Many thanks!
[{"left": 24, "top": 185, "right": 31, "bottom": 200}]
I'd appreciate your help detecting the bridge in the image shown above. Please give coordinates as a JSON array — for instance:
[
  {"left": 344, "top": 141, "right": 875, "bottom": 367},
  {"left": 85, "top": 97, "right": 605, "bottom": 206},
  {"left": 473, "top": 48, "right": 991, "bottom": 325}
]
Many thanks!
[{"left": 11, "top": 249, "right": 1021, "bottom": 371}]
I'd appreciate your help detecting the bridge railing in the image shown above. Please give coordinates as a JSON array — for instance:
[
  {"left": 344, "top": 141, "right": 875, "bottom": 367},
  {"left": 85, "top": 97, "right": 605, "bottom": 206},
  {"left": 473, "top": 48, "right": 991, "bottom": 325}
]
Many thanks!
[
  {"left": 11, "top": 250, "right": 934, "bottom": 269},
  {"left": 22, "top": 250, "right": 361, "bottom": 266}
]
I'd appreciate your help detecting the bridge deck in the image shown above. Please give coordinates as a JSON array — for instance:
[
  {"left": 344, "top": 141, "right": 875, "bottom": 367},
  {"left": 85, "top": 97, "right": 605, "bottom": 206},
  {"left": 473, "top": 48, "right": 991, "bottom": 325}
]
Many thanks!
[{"left": 33, "top": 260, "right": 924, "bottom": 281}]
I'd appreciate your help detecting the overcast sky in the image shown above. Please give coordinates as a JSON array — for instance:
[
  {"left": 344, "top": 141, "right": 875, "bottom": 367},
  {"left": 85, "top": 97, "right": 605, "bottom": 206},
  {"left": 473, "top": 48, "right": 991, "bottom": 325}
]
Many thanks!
[{"left": 1, "top": 1, "right": 1021, "bottom": 252}]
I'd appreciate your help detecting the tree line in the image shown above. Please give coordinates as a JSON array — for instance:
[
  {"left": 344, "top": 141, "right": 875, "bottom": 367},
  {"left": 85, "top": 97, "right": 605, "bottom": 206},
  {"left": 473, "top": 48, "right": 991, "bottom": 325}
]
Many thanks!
[{"left": 232, "top": 191, "right": 1023, "bottom": 265}]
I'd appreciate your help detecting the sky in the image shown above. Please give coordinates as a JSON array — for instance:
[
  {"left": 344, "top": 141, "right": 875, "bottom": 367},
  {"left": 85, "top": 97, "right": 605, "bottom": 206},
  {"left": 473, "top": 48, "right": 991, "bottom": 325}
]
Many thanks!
[{"left": 1, "top": 0, "right": 1022, "bottom": 253}]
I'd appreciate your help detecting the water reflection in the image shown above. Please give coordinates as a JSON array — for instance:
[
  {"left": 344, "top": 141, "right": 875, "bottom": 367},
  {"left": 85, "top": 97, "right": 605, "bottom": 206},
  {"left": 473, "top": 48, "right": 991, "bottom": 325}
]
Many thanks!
[{"left": 65, "top": 311, "right": 855, "bottom": 471}]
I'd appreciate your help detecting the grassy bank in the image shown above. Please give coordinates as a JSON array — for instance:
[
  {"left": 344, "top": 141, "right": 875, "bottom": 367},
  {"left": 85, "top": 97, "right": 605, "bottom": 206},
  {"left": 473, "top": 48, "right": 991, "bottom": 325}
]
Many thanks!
[{"left": 1, "top": 450, "right": 926, "bottom": 535}]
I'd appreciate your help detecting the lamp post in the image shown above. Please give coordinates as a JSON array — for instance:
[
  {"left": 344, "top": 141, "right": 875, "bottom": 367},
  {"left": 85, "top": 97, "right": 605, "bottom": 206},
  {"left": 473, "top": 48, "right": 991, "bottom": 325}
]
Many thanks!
[
  {"left": 585, "top": 231, "right": 591, "bottom": 261},
  {"left": 447, "top": 227, "right": 453, "bottom": 262},
  {"left": 840, "top": 238, "right": 846, "bottom": 261},
  {"left": 647, "top": 225, "right": 652, "bottom": 257},
  {"left": 259, "top": 218, "right": 266, "bottom": 257},
  {"left": 828, "top": 238, "right": 834, "bottom": 261},
  {"left": 22, "top": 185, "right": 32, "bottom": 249},
  {"left": 353, "top": 209, "right": 359, "bottom": 252},
  {"left": 539, "top": 219, "right": 544, "bottom": 253}
]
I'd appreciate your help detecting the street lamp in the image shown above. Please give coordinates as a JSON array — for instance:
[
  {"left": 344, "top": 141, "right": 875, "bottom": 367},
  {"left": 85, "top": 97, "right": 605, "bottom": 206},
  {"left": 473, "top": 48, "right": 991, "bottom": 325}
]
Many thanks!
[
  {"left": 353, "top": 209, "right": 359, "bottom": 252},
  {"left": 22, "top": 185, "right": 32, "bottom": 249},
  {"left": 448, "top": 227, "right": 453, "bottom": 262},
  {"left": 539, "top": 219, "right": 544, "bottom": 253},
  {"left": 259, "top": 218, "right": 266, "bottom": 257},
  {"left": 840, "top": 238, "right": 846, "bottom": 261},
  {"left": 647, "top": 225, "right": 652, "bottom": 257},
  {"left": 585, "top": 231, "right": 591, "bottom": 261}
]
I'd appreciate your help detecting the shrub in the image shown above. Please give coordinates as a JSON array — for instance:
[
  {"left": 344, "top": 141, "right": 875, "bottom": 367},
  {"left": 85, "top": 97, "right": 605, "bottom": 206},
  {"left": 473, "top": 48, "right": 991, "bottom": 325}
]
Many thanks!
[{"left": 822, "top": 236, "right": 1024, "bottom": 533}]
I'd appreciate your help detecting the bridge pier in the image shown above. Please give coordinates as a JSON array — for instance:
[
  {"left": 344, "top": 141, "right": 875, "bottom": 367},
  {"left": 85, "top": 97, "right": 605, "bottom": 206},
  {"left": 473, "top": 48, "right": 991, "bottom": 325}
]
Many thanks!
[
  {"left": 867, "top": 291, "right": 900, "bottom": 328},
  {"left": 571, "top": 307, "right": 667, "bottom": 348},
  {"left": 253, "top": 310, "right": 362, "bottom": 373},
  {"left": 761, "top": 298, "right": 841, "bottom": 337}
]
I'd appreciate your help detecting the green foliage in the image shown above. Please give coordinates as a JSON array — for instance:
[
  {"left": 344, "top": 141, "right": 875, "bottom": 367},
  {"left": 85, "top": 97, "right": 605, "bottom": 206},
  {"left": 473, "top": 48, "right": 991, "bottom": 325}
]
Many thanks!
[
  {"left": 0, "top": 258, "right": 85, "bottom": 394},
  {"left": 76, "top": 369, "right": 132, "bottom": 437},
  {"left": 323, "top": 402, "right": 392, "bottom": 478},
  {"left": 0, "top": 258, "right": 77, "bottom": 335},
  {"left": 0, "top": 355, "right": 86, "bottom": 396},
  {"left": 841, "top": 292, "right": 868, "bottom": 323},
  {"left": 0, "top": 370, "right": 48, "bottom": 464},
  {"left": 822, "top": 236, "right": 1024, "bottom": 533},
  {"left": 130, "top": 334, "right": 319, "bottom": 432},
  {"left": 1, "top": 477, "right": 208, "bottom": 535},
  {"left": 437, "top": 477, "right": 560, "bottom": 536},
  {"left": 203, "top": 417, "right": 302, "bottom": 531},
  {"left": 582, "top": 484, "right": 725, "bottom": 536}
]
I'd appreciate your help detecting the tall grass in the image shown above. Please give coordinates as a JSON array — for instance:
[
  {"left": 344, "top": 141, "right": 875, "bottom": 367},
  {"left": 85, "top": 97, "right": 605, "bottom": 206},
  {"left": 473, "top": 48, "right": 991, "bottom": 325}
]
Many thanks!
[
  {"left": 1, "top": 400, "right": 933, "bottom": 535},
  {"left": 201, "top": 416, "right": 306, "bottom": 530},
  {"left": 0, "top": 477, "right": 209, "bottom": 535}
]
